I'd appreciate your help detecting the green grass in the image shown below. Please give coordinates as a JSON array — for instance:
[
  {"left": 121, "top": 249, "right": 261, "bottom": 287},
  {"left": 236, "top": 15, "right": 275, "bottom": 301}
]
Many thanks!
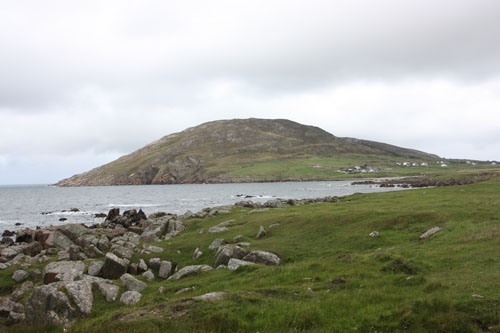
[{"left": 6, "top": 173, "right": 500, "bottom": 332}]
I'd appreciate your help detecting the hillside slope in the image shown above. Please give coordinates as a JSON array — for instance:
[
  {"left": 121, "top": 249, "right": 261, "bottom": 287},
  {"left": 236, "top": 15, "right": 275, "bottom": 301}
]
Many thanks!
[{"left": 56, "top": 118, "right": 439, "bottom": 186}]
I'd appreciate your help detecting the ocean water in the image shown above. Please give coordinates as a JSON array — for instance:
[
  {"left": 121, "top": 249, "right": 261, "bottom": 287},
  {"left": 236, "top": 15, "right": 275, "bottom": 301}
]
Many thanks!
[{"left": 0, "top": 181, "right": 402, "bottom": 233}]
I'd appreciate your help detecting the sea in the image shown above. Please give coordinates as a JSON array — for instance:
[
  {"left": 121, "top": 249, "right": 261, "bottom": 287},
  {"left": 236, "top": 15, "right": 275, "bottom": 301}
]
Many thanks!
[{"left": 0, "top": 181, "right": 403, "bottom": 233}]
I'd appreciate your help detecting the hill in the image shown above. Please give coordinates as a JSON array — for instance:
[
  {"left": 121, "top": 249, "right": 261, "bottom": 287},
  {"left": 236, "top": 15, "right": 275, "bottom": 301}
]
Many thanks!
[{"left": 56, "top": 118, "right": 439, "bottom": 186}]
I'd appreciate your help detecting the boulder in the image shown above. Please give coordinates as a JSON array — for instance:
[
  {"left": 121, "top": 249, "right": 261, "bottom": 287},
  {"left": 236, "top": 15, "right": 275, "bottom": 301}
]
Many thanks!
[
  {"left": 193, "top": 248, "right": 203, "bottom": 259},
  {"left": 7, "top": 311, "right": 25, "bottom": 326},
  {"left": 10, "top": 281, "right": 34, "bottom": 301},
  {"left": 51, "top": 231, "right": 74, "bottom": 250},
  {"left": 209, "top": 238, "right": 225, "bottom": 250},
  {"left": 101, "top": 252, "right": 129, "bottom": 280},
  {"left": 232, "top": 235, "right": 243, "bottom": 243},
  {"left": 88, "top": 261, "right": 104, "bottom": 277},
  {"left": 96, "top": 281, "right": 119, "bottom": 302},
  {"left": 243, "top": 251, "right": 280, "bottom": 266},
  {"left": 111, "top": 245, "right": 134, "bottom": 260},
  {"left": 43, "top": 261, "right": 86, "bottom": 284},
  {"left": 12, "top": 270, "right": 29, "bottom": 282},
  {"left": 228, "top": 258, "right": 255, "bottom": 270},
  {"left": 269, "top": 223, "right": 280, "bottom": 229},
  {"left": 128, "top": 263, "right": 138, "bottom": 275},
  {"left": 65, "top": 280, "right": 93, "bottom": 315},
  {"left": 208, "top": 226, "right": 229, "bottom": 233},
  {"left": 256, "top": 226, "right": 267, "bottom": 239},
  {"left": 2, "top": 230, "right": 15, "bottom": 237},
  {"left": 23, "top": 241, "right": 43, "bottom": 256},
  {"left": 30, "top": 269, "right": 42, "bottom": 280},
  {"left": 1, "top": 237, "right": 14, "bottom": 246},
  {"left": 106, "top": 208, "right": 120, "bottom": 222},
  {"left": 1, "top": 245, "right": 25, "bottom": 262},
  {"left": 0, "top": 297, "right": 15, "bottom": 317},
  {"left": 369, "top": 231, "right": 379, "bottom": 237},
  {"left": 419, "top": 227, "right": 441, "bottom": 240},
  {"left": 57, "top": 224, "right": 88, "bottom": 242},
  {"left": 24, "top": 284, "right": 77, "bottom": 326},
  {"left": 149, "top": 258, "right": 161, "bottom": 270},
  {"left": 214, "top": 245, "right": 248, "bottom": 268},
  {"left": 15, "top": 230, "right": 33, "bottom": 243},
  {"left": 138, "top": 259, "right": 148, "bottom": 273},
  {"left": 120, "top": 273, "right": 147, "bottom": 292},
  {"left": 168, "top": 265, "right": 213, "bottom": 280},
  {"left": 34, "top": 230, "right": 52, "bottom": 248},
  {"left": 142, "top": 270, "right": 155, "bottom": 282},
  {"left": 193, "top": 291, "right": 227, "bottom": 301},
  {"left": 142, "top": 244, "right": 164, "bottom": 253},
  {"left": 120, "top": 291, "right": 142, "bottom": 306},
  {"left": 158, "top": 261, "right": 172, "bottom": 279}
]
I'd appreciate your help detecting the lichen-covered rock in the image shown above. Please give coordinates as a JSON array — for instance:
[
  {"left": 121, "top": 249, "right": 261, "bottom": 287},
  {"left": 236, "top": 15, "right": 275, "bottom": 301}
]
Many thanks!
[
  {"left": 29, "top": 269, "right": 41, "bottom": 280},
  {"left": 97, "top": 281, "right": 119, "bottom": 302},
  {"left": 193, "top": 248, "right": 203, "bottom": 259},
  {"left": 142, "top": 270, "right": 155, "bottom": 282},
  {"left": 209, "top": 238, "right": 225, "bottom": 249},
  {"left": 43, "top": 261, "right": 86, "bottom": 284},
  {"left": 256, "top": 225, "right": 267, "bottom": 239},
  {"left": 243, "top": 251, "right": 280, "bottom": 266},
  {"left": 88, "top": 261, "right": 104, "bottom": 277},
  {"left": 158, "top": 261, "right": 172, "bottom": 279},
  {"left": 227, "top": 258, "right": 255, "bottom": 270},
  {"left": 214, "top": 245, "right": 248, "bottom": 268},
  {"left": 120, "top": 291, "right": 142, "bottom": 305},
  {"left": 24, "top": 284, "right": 77, "bottom": 326},
  {"left": 12, "top": 270, "right": 28, "bottom": 282},
  {"left": 168, "top": 265, "right": 213, "bottom": 280},
  {"left": 51, "top": 231, "right": 74, "bottom": 250},
  {"left": 138, "top": 259, "right": 148, "bottom": 273},
  {"left": 193, "top": 291, "right": 227, "bottom": 301},
  {"left": 65, "top": 280, "right": 93, "bottom": 315},
  {"left": 149, "top": 257, "right": 161, "bottom": 270},
  {"left": 120, "top": 273, "right": 147, "bottom": 292},
  {"left": 419, "top": 227, "right": 441, "bottom": 240},
  {"left": 111, "top": 245, "right": 134, "bottom": 260},
  {"left": 23, "top": 241, "right": 43, "bottom": 256}
]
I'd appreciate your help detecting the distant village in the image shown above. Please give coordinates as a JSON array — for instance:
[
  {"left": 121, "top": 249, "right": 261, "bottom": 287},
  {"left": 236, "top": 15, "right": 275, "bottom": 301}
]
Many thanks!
[{"left": 334, "top": 159, "right": 497, "bottom": 174}]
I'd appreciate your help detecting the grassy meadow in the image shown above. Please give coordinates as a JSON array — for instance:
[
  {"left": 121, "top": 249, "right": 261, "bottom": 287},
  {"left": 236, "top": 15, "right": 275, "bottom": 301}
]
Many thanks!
[{"left": 4, "top": 169, "right": 500, "bottom": 332}]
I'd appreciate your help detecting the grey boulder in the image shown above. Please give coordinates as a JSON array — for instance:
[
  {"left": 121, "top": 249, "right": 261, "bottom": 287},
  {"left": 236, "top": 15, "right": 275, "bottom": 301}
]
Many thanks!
[
  {"left": 227, "top": 258, "right": 255, "bottom": 270},
  {"left": 12, "top": 270, "right": 29, "bottom": 282},
  {"left": 120, "top": 273, "right": 147, "bottom": 292},
  {"left": 168, "top": 265, "right": 213, "bottom": 280},
  {"left": 120, "top": 291, "right": 142, "bottom": 306},
  {"left": 43, "top": 261, "right": 86, "bottom": 284},
  {"left": 243, "top": 251, "right": 280, "bottom": 266},
  {"left": 158, "top": 261, "right": 172, "bottom": 279}
]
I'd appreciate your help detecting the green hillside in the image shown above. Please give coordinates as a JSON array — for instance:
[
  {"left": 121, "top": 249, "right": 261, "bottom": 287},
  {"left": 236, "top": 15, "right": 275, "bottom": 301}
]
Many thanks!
[
  {"left": 9, "top": 169, "right": 500, "bottom": 332},
  {"left": 56, "top": 118, "right": 444, "bottom": 186}
]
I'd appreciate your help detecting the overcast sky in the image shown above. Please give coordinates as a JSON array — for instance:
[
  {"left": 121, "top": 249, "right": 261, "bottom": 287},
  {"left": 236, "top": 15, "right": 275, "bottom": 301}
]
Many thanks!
[{"left": 1, "top": 0, "right": 500, "bottom": 185}]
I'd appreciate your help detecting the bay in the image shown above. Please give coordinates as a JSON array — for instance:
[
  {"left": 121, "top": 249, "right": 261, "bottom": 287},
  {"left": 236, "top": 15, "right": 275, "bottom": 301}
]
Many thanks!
[{"left": 0, "top": 181, "right": 401, "bottom": 233}]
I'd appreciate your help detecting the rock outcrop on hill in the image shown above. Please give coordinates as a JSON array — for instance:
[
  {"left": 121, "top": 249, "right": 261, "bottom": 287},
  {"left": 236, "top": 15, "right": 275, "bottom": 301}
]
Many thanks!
[{"left": 56, "top": 118, "right": 438, "bottom": 186}]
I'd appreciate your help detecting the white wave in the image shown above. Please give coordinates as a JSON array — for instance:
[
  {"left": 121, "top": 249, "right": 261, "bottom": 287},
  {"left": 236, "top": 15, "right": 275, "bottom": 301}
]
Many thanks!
[
  {"left": 47, "top": 211, "right": 93, "bottom": 216},
  {"left": 108, "top": 203, "right": 162, "bottom": 207}
]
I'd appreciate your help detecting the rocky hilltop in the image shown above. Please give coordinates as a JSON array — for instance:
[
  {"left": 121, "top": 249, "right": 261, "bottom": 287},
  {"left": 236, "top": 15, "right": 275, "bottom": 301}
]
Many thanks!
[{"left": 56, "top": 118, "right": 438, "bottom": 186}]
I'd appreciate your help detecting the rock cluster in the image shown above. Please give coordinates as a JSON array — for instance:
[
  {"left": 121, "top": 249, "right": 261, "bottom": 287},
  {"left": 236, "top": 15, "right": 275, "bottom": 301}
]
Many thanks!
[{"left": 0, "top": 199, "right": 294, "bottom": 328}]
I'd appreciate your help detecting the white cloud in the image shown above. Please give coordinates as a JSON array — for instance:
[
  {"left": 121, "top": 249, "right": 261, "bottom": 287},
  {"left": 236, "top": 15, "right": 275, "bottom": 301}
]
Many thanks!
[{"left": 0, "top": 0, "right": 499, "bottom": 183}]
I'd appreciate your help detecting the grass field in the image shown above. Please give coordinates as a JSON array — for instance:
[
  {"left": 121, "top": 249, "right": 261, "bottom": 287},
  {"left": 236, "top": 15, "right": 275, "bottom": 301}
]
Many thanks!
[{"left": 4, "top": 169, "right": 500, "bottom": 332}]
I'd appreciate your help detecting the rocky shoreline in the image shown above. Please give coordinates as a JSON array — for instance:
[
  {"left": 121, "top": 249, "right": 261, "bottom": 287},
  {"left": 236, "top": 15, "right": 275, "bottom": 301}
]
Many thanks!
[
  {"left": 0, "top": 196, "right": 339, "bottom": 328},
  {"left": 351, "top": 176, "right": 482, "bottom": 188}
]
